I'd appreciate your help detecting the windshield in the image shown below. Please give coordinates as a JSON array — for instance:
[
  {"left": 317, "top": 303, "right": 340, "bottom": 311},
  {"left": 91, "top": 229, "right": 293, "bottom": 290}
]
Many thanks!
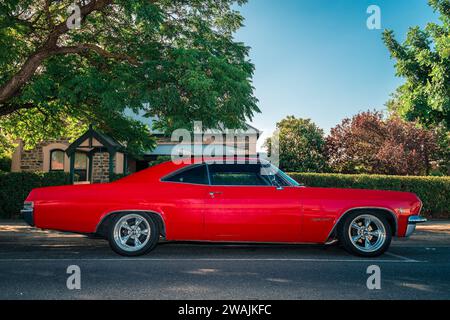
[{"left": 274, "top": 166, "right": 301, "bottom": 187}]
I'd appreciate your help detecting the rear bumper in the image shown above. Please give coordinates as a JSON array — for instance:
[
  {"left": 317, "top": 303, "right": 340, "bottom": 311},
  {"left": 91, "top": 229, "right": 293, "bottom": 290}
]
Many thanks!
[
  {"left": 405, "top": 215, "right": 427, "bottom": 237},
  {"left": 21, "top": 208, "right": 34, "bottom": 226}
]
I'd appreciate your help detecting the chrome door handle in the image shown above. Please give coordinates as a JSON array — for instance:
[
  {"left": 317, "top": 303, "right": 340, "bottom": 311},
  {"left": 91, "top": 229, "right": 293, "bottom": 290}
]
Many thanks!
[{"left": 209, "top": 192, "right": 223, "bottom": 198}]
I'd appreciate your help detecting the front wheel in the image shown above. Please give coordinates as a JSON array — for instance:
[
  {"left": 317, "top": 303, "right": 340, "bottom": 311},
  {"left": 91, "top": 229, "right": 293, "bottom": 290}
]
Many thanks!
[
  {"left": 108, "top": 212, "right": 159, "bottom": 256},
  {"left": 338, "top": 211, "right": 392, "bottom": 257}
]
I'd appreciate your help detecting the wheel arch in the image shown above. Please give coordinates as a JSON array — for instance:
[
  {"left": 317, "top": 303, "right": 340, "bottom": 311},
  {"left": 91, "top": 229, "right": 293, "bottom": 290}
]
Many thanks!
[
  {"left": 95, "top": 210, "right": 166, "bottom": 239},
  {"left": 327, "top": 207, "right": 398, "bottom": 242}
]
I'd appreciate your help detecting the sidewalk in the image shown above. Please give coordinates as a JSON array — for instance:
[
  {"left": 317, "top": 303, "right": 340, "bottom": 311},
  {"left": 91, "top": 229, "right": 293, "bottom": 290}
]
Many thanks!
[{"left": 400, "top": 220, "right": 450, "bottom": 246}]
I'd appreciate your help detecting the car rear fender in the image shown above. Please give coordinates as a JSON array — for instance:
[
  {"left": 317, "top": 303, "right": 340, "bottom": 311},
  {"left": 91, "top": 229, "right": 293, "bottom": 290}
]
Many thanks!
[{"left": 95, "top": 210, "right": 167, "bottom": 239}]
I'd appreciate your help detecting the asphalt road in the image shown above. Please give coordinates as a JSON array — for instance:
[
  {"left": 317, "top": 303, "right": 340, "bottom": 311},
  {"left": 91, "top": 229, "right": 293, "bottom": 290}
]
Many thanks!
[{"left": 0, "top": 221, "right": 449, "bottom": 300}]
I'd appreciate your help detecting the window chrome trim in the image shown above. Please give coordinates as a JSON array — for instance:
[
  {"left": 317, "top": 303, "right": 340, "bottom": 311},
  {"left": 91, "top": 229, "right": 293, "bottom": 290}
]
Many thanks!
[
  {"left": 159, "top": 161, "right": 299, "bottom": 188},
  {"left": 206, "top": 162, "right": 297, "bottom": 188}
]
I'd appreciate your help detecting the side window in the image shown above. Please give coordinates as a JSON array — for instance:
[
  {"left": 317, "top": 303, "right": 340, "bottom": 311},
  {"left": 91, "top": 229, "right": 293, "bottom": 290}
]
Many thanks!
[
  {"left": 209, "top": 164, "right": 270, "bottom": 186},
  {"left": 163, "top": 165, "right": 209, "bottom": 185}
]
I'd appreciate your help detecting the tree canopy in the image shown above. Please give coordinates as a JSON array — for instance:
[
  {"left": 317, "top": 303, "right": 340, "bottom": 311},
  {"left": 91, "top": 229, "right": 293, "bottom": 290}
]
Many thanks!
[
  {"left": 326, "top": 111, "right": 439, "bottom": 176},
  {"left": 0, "top": 0, "right": 259, "bottom": 156},
  {"left": 383, "top": 0, "right": 449, "bottom": 130},
  {"left": 265, "top": 116, "right": 328, "bottom": 173}
]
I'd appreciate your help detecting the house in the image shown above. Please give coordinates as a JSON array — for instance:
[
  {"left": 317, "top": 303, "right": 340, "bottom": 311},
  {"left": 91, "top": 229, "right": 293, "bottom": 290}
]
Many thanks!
[{"left": 10, "top": 120, "right": 261, "bottom": 184}]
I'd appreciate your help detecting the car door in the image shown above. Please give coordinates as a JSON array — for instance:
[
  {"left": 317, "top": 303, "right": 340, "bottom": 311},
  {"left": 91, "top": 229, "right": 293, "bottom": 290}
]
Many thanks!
[
  {"left": 160, "top": 164, "right": 210, "bottom": 241},
  {"left": 204, "top": 163, "right": 303, "bottom": 242}
]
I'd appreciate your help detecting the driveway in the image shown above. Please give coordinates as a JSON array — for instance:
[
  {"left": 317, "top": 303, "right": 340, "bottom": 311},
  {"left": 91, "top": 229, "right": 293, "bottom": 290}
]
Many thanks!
[{"left": 0, "top": 220, "right": 449, "bottom": 300}]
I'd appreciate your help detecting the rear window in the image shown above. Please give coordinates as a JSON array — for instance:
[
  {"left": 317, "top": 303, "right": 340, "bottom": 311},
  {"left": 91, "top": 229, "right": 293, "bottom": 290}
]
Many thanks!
[{"left": 162, "top": 164, "right": 209, "bottom": 185}]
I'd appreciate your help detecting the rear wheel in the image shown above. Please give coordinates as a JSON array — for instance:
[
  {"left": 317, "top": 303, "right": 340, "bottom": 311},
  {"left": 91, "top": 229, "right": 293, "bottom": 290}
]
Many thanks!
[
  {"left": 338, "top": 211, "right": 392, "bottom": 257},
  {"left": 108, "top": 212, "right": 159, "bottom": 256}
]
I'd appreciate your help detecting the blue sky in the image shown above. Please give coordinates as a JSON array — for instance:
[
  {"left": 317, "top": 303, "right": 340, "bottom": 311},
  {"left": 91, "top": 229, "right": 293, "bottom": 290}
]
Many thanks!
[{"left": 234, "top": 0, "right": 440, "bottom": 146}]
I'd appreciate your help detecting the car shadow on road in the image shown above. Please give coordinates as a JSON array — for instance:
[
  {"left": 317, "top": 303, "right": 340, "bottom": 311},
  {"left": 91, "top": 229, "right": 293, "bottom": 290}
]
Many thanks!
[{"left": 1, "top": 221, "right": 448, "bottom": 261}]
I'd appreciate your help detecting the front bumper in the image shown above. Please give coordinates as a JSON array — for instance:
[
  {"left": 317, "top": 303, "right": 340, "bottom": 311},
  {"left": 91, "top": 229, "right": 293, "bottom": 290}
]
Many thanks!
[
  {"left": 405, "top": 215, "right": 427, "bottom": 237},
  {"left": 21, "top": 207, "right": 34, "bottom": 226}
]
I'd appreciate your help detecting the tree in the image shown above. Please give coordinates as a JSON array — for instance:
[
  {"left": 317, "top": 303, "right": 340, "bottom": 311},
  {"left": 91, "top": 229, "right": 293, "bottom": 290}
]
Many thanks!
[
  {"left": 435, "top": 125, "right": 450, "bottom": 175},
  {"left": 326, "top": 111, "right": 439, "bottom": 176},
  {"left": 383, "top": 0, "right": 449, "bottom": 130},
  {"left": 265, "top": 116, "right": 327, "bottom": 173},
  {"left": 0, "top": 0, "right": 259, "bottom": 156}
]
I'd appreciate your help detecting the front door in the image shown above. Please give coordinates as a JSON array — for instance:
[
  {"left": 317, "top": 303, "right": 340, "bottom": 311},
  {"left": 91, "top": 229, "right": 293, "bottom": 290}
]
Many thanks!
[{"left": 204, "top": 163, "right": 302, "bottom": 242}]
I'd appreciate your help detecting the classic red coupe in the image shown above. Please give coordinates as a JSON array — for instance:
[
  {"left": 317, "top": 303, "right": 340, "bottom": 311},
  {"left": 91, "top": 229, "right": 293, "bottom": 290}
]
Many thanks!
[{"left": 22, "top": 158, "right": 426, "bottom": 257}]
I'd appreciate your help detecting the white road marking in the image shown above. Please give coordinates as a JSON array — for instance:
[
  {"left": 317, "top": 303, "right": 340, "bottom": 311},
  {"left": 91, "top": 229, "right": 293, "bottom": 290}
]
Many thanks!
[
  {"left": 385, "top": 252, "right": 419, "bottom": 262},
  {"left": 0, "top": 257, "right": 424, "bottom": 263}
]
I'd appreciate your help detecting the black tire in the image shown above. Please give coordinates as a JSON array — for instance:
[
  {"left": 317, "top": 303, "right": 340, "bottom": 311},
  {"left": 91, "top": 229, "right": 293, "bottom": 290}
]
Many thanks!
[
  {"left": 337, "top": 211, "right": 392, "bottom": 257},
  {"left": 107, "top": 212, "right": 159, "bottom": 257}
]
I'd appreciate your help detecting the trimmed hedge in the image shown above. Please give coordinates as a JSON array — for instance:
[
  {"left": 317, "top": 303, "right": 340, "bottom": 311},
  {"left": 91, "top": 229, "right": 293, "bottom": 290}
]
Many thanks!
[
  {"left": 0, "top": 157, "right": 11, "bottom": 172},
  {"left": 288, "top": 173, "right": 450, "bottom": 218},
  {"left": 0, "top": 171, "right": 71, "bottom": 219},
  {"left": 110, "top": 173, "right": 127, "bottom": 182}
]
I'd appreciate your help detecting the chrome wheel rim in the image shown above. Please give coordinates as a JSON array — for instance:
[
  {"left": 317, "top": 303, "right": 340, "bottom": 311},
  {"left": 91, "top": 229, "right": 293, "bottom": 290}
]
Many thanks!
[
  {"left": 348, "top": 214, "right": 386, "bottom": 253},
  {"left": 113, "top": 214, "right": 151, "bottom": 252}
]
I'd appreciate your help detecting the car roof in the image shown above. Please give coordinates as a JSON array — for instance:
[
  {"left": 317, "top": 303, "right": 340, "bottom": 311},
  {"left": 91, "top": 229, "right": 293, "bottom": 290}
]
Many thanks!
[{"left": 116, "top": 157, "right": 269, "bottom": 183}]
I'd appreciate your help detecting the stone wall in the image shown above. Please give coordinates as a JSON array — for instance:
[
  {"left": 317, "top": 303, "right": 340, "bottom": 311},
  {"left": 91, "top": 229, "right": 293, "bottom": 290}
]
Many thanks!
[
  {"left": 20, "top": 145, "right": 44, "bottom": 172},
  {"left": 19, "top": 140, "right": 70, "bottom": 172},
  {"left": 16, "top": 140, "right": 118, "bottom": 183}
]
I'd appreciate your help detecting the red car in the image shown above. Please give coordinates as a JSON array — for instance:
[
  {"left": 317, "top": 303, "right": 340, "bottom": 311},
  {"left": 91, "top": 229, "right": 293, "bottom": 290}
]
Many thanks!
[{"left": 22, "top": 158, "right": 426, "bottom": 257}]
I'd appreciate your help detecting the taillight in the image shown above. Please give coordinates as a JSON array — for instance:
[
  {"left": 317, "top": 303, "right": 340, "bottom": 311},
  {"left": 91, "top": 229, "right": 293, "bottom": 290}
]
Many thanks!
[{"left": 23, "top": 201, "right": 34, "bottom": 210}]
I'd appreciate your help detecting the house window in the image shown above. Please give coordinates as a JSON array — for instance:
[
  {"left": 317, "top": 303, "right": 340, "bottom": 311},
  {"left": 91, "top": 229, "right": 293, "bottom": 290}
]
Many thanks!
[
  {"left": 50, "top": 149, "right": 65, "bottom": 171},
  {"left": 74, "top": 152, "right": 88, "bottom": 181},
  {"left": 245, "top": 136, "right": 250, "bottom": 156}
]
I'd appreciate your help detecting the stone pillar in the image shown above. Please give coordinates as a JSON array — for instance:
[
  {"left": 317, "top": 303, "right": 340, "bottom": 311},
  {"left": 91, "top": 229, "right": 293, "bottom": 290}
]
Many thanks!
[{"left": 92, "top": 152, "right": 115, "bottom": 183}]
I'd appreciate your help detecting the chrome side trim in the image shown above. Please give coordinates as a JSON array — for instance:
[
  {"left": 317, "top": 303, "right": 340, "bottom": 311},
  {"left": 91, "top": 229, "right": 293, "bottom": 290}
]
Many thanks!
[{"left": 326, "top": 206, "right": 398, "bottom": 241}]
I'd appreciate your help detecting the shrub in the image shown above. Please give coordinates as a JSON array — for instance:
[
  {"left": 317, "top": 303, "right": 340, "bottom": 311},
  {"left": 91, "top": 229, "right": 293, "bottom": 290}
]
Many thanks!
[
  {"left": 0, "top": 156, "right": 11, "bottom": 172},
  {"left": 0, "top": 171, "right": 71, "bottom": 219},
  {"left": 148, "top": 156, "right": 172, "bottom": 167},
  {"left": 288, "top": 173, "right": 450, "bottom": 218},
  {"left": 110, "top": 173, "right": 127, "bottom": 182}
]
